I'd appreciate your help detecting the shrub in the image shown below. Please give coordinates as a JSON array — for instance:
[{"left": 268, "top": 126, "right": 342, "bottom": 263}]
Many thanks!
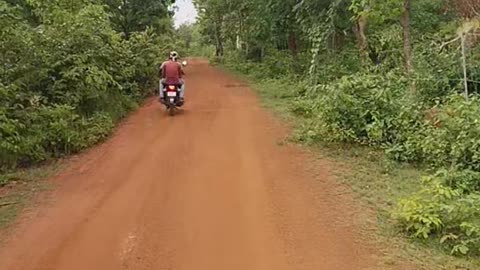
[
  {"left": 432, "top": 169, "right": 480, "bottom": 194},
  {"left": 0, "top": 104, "right": 114, "bottom": 170},
  {"left": 389, "top": 95, "right": 480, "bottom": 170},
  {"left": 395, "top": 173, "right": 480, "bottom": 255},
  {"left": 294, "top": 72, "right": 409, "bottom": 144},
  {"left": 0, "top": 1, "right": 169, "bottom": 172}
]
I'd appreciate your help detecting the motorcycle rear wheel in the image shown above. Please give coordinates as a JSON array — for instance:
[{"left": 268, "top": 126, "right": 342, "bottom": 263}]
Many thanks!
[{"left": 168, "top": 106, "right": 176, "bottom": 116}]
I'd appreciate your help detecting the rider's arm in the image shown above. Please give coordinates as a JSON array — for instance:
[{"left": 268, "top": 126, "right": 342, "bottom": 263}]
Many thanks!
[
  {"left": 178, "top": 62, "right": 185, "bottom": 77},
  {"left": 160, "top": 63, "right": 166, "bottom": 78}
]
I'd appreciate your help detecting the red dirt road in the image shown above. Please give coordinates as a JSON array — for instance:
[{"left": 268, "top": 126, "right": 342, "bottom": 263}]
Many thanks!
[{"left": 0, "top": 60, "right": 377, "bottom": 270}]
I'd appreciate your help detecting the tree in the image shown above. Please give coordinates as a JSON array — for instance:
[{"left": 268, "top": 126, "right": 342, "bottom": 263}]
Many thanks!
[
  {"left": 177, "top": 24, "right": 194, "bottom": 50},
  {"left": 193, "top": 0, "right": 225, "bottom": 56},
  {"left": 104, "top": 0, "right": 175, "bottom": 39},
  {"left": 401, "top": 0, "right": 413, "bottom": 76},
  {"left": 350, "top": 2, "right": 370, "bottom": 61}
]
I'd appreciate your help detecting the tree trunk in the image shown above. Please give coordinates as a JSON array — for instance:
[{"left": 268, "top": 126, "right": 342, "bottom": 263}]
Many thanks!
[
  {"left": 214, "top": 21, "right": 224, "bottom": 57},
  {"left": 461, "top": 33, "right": 470, "bottom": 101},
  {"left": 401, "top": 0, "right": 413, "bottom": 76},
  {"left": 123, "top": 26, "right": 130, "bottom": 40},
  {"left": 288, "top": 31, "right": 298, "bottom": 57},
  {"left": 353, "top": 14, "right": 368, "bottom": 61},
  {"left": 236, "top": 35, "right": 242, "bottom": 50},
  {"left": 121, "top": 0, "right": 130, "bottom": 40},
  {"left": 215, "top": 35, "right": 224, "bottom": 56}
]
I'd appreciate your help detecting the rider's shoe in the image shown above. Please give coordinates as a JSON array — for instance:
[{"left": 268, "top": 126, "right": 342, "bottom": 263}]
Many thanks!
[{"left": 159, "top": 97, "right": 165, "bottom": 104}]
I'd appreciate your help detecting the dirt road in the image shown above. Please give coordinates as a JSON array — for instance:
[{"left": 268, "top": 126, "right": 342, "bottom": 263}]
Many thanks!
[{"left": 0, "top": 60, "right": 377, "bottom": 270}]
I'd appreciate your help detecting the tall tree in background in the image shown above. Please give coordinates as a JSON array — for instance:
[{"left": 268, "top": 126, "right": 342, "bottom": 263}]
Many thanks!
[
  {"left": 194, "top": 0, "right": 225, "bottom": 56},
  {"left": 104, "top": 0, "right": 175, "bottom": 39},
  {"left": 351, "top": 2, "right": 369, "bottom": 61},
  {"left": 401, "top": 0, "right": 413, "bottom": 77},
  {"left": 177, "top": 23, "right": 193, "bottom": 49}
]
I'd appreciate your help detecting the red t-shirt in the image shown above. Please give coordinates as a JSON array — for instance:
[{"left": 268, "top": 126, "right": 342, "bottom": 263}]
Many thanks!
[{"left": 161, "top": 60, "right": 183, "bottom": 84}]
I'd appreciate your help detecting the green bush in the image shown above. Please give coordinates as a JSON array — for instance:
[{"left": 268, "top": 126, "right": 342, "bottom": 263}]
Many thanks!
[
  {"left": 0, "top": 104, "right": 114, "bottom": 169},
  {"left": 294, "top": 72, "right": 409, "bottom": 144},
  {"left": 389, "top": 95, "right": 480, "bottom": 170},
  {"left": 413, "top": 43, "right": 460, "bottom": 103},
  {"left": 435, "top": 169, "right": 480, "bottom": 194},
  {"left": 395, "top": 173, "right": 480, "bottom": 255},
  {"left": 219, "top": 49, "right": 308, "bottom": 81},
  {"left": 0, "top": 1, "right": 170, "bottom": 172}
]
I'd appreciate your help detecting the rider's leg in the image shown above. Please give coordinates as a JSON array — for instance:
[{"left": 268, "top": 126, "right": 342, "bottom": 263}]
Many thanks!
[
  {"left": 159, "top": 79, "right": 165, "bottom": 102},
  {"left": 179, "top": 79, "right": 185, "bottom": 99}
]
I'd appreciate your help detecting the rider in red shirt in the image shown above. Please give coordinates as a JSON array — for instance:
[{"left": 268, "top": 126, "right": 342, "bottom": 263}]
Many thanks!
[{"left": 159, "top": 51, "right": 185, "bottom": 104}]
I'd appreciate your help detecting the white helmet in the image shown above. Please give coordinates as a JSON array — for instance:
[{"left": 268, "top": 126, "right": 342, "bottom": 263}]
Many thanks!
[{"left": 170, "top": 51, "right": 178, "bottom": 61}]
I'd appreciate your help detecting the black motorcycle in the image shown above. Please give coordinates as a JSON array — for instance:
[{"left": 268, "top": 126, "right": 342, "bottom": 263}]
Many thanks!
[{"left": 163, "top": 84, "right": 183, "bottom": 116}]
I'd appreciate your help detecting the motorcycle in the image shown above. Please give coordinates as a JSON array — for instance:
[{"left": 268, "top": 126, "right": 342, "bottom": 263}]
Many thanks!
[
  {"left": 163, "top": 84, "right": 183, "bottom": 116},
  {"left": 162, "top": 61, "right": 188, "bottom": 117}
]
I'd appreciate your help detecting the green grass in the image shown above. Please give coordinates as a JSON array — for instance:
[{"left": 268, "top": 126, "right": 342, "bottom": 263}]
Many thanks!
[
  {"left": 218, "top": 63, "right": 480, "bottom": 269},
  {"left": 316, "top": 144, "right": 479, "bottom": 269},
  {"left": 0, "top": 163, "right": 61, "bottom": 231}
]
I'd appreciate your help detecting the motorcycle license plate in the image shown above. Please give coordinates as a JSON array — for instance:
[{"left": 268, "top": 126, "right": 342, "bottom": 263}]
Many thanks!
[{"left": 167, "top": 92, "right": 177, "bottom": 97}]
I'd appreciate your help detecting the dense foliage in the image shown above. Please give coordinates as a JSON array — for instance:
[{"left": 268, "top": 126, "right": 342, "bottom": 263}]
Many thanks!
[
  {"left": 192, "top": 0, "right": 480, "bottom": 256},
  {"left": 0, "top": 0, "right": 179, "bottom": 171}
]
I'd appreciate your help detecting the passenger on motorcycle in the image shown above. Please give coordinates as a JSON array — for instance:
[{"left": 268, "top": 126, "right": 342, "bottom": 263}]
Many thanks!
[{"left": 159, "top": 51, "right": 185, "bottom": 104}]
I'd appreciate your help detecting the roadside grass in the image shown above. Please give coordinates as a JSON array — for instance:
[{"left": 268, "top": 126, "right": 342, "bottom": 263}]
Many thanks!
[
  {"left": 0, "top": 163, "right": 61, "bottom": 231},
  {"left": 316, "top": 144, "right": 479, "bottom": 269},
  {"left": 219, "top": 64, "right": 480, "bottom": 269}
]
